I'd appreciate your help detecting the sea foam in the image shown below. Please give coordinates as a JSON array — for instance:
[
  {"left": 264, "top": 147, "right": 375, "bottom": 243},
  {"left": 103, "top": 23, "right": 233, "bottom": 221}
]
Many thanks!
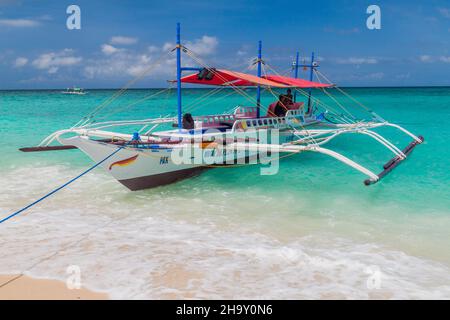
[{"left": 1, "top": 165, "right": 449, "bottom": 299}]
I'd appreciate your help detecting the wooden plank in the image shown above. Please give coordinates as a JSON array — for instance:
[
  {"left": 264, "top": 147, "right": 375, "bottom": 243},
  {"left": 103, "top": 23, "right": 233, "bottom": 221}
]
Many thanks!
[
  {"left": 19, "top": 145, "right": 77, "bottom": 152},
  {"left": 364, "top": 136, "right": 424, "bottom": 186}
]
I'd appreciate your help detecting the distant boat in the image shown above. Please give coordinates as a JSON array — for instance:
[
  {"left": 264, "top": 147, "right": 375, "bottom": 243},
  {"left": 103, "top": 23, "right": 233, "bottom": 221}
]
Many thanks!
[{"left": 62, "top": 87, "right": 87, "bottom": 95}]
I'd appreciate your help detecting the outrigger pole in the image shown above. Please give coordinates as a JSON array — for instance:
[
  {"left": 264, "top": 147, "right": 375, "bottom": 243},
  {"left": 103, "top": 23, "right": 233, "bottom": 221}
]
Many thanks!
[
  {"left": 292, "top": 51, "right": 317, "bottom": 114},
  {"left": 256, "top": 40, "right": 262, "bottom": 118},
  {"left": 175, "top": 23, "right": 204, "bottom": 129},
  {"left": 293, "top": 51, "right": 300, "bottom": 102},
  {"left": 176, "top": 22, "right": 183, "bottom": 130},
  {"left": 307, "top": 52, "right": 315, "bottom": 114}
]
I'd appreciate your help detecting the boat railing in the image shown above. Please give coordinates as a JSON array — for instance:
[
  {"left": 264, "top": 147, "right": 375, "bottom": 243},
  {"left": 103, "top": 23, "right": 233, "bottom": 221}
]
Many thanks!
[
  {"left": 231, "top": 111, "right": 305, "bottom": 132},
  {"left": 79, "top": 117, "right": 176, "bottom": 130},
  {"left": 231, "top": 116, "right": 287, "bottom": 131},
  {"left": 233, "top": 106, "right": 258, "bottom": 118},
  {"left": 38, "top": 117, "right": 176, "bottom": 146},
  {"left": 194, "top": 114, "right": 236, "bottom": 128},
  {"left": 285, "top": 109, "right": 302, "bottom": 117}
]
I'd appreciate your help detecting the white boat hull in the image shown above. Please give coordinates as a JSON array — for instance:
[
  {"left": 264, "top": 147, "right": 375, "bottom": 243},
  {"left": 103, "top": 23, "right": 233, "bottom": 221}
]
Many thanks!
[
  {"left": 56, "top": 112, "right": 316, "bottom": 190},
  {"left": 60, "top": 135, "right": 280, "bottom": 190},
  {"left": 60, "top": 137, "right": 209, "bottom": 190}
]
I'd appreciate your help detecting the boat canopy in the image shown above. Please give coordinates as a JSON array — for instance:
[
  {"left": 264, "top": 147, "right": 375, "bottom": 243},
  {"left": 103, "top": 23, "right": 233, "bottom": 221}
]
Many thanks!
[
  {"left": 180, "top": 69, "right": 288, "bottom": 87},
  {"left": 180, "top": 68, "right": 332, "bottom": 88},
  {"left": 263, "top": 75, "right": 333, "bottom": 88}
]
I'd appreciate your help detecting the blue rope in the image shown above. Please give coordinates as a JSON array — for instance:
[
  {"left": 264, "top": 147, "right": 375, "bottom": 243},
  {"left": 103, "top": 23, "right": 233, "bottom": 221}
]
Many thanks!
[{"left": 0, "top": 143, "right": 129, "bottom": 225}]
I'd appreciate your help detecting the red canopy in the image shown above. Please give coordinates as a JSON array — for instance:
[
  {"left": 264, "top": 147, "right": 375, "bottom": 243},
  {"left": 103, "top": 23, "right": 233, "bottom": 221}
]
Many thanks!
[
  {"left": 180, "top": 69, "right": 288, "bottom": 87},
  {"left": 264, "top": 75, "right": 333, "bottom": 88},
  {"left": 180, "top": 69, "right": 332, "bottom": 88}
]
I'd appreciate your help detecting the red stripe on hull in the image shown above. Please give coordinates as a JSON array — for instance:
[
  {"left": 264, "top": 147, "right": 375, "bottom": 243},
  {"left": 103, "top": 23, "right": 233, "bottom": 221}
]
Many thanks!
[{"left": 109, "top": 154, "right": 139, "bottom": 170}]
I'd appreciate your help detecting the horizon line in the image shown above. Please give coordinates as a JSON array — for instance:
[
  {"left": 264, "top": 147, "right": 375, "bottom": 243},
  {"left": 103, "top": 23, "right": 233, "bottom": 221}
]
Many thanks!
[{"left": 1, "top": 85, "right": 450, "bottom": 91}]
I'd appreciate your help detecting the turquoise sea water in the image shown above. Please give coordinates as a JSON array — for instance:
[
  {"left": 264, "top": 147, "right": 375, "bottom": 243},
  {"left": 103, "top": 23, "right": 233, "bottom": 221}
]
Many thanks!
[{"left": 0, "top": 88, "right": 449, "bottom": 299}]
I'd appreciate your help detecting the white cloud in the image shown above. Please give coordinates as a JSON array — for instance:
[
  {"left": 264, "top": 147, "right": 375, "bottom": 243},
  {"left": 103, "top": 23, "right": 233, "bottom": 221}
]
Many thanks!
[
  {"left": 110, "top": 36, "right": 138, "bottom": 45},
  {"left": 186, "top": 36, "right": 218, "bottom": 56},
  {"left": 162, "top": 42, "right": 174, "bottom": 52},
  {"left": 127, "top": 54, "right": 160, "bottom": 77},
  {"left": 101, "top": 44, "right": 122, "bottom": 55},
  {"left": 438, "top": 7, "right": 450, "bottom": 19},
  {"left": 0, "top": 18, "right": 40, "bottom": 27},
  {"left": 163, "top": 35, "right": 218, "bottom": 56},
  {"left": 323, "top": 27, "right": 360, "bottom": 34},
  {"left": 148, "top": 45, "right": 159, "bottom": 53},
  {"left": 32, "top": 49, "right": 82, "bottom": 74},
  {"left": 84, "top": 35, "right": 219, "bottom": 81},
  {"left": 396, "top": 73, "right": 411, "bottom": 80},
  {"left": 83, "top": 51, "right": 175, "bottom": 79},
  {"left": 38, "top": 14, "right": 53, "bottom": 21},
  {"left": 14, "top": 57, "right": 28, "bottom": 67},
  {"left": 419, "top": 55, "right": 433, "bottom": 63},
  {"left": 366, "top": 72, "right": 384, "bottom": 80},
  {"left": 419, "top": 55, "right": 450, "bottom": 63},
  {"left": 335, "top": 57, "right": 378, "bottom": 65},
  {"left": 348, "top": 72, "right": 385, "bottom": 81},
  {"left": 236, "top": 50, "right": 247, "bottom": 56}
]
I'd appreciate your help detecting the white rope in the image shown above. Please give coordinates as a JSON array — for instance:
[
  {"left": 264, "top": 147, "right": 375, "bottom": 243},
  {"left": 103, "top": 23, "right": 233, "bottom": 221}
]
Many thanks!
[
  {"left": 183, "top": 47, "right": 265, "bottom": 108},
  {"left": 314, "top": 69, "right": 385, "bottom": 122},
  {"left": 75, "top": 50, "right": 173, "bottom": 127},
  {"left": 261, "top": 64, "right": 320, "bottom": 146},
  {"left": 263, "top": 62, "right": 355, "bottom": 124}
]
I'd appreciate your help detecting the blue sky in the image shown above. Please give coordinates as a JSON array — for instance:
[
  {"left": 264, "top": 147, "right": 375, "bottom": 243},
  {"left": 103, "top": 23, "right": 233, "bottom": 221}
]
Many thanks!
[{"left": 0, "top": 0, "right": 449, "bottom": 89}]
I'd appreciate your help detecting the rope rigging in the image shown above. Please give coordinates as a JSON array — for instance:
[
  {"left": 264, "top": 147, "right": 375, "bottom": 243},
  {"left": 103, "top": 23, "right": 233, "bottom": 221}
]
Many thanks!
[
  {"left": 314, "top": 69, "right": 385, "bottom": 122},
  {"left": 74, "top": 50, "right": 174, "bottom": 127},
  {"left": 0, "top": 140, "right": 133, "bottom": 225},
  {"left": 262, "top": 62, "right": 357, "bottom": 124}
]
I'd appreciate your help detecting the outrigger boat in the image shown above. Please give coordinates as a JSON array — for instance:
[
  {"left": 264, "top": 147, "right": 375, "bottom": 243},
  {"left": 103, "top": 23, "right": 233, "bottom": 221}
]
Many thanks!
[
  {"left": 62, "top": 87, "right": 86, "bottom": 95},
  {"left": 21, "top": 24, "right": 424, "bottom": 190}
]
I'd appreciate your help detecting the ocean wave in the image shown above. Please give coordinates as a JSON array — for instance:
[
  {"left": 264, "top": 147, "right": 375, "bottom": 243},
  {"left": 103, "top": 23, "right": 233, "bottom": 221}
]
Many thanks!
[{"left": 1, "top": 164, "right": 449, "bottom": 299}]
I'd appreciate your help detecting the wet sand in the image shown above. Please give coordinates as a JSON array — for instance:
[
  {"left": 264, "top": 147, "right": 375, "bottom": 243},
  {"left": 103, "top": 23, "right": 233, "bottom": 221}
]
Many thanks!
[{"left": 0, "top": 274, "right": 108, "bottom": 300}]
